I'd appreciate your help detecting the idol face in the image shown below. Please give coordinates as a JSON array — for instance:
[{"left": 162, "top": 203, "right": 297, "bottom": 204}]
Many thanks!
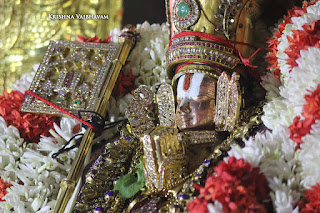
[{"left": 176, "top": 73, "right": 216, "bottom": 131}]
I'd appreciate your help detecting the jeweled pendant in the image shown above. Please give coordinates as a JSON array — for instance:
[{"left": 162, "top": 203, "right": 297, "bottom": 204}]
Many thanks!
[
  {"left": 177, "top": 2, "right": 189, "bottom": 18},
  {"left": 172, "top": 0, "right": 200, "bottom": 31}
]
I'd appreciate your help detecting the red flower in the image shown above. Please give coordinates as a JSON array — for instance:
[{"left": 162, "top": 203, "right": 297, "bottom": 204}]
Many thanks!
[
  {"left": 289, "top": 84, "right": 320, "bottom": 146},
  {"left": 285, "top": 20, "right": 320, "bottom": 69},
  {"left": 0, "top": 179, "right": 12, "bottom": 201},
  {"left": 289, "top": 114, "right": 315, "bottom": 147},
  {"left": 187, "top": 197, "right": 209, "bottom": 213},
  {"left": 187, "top": 157, "right": 271, "bottom": 213},
  {"left": 299, "top": 184, "right": 320, "bottom": 212},
  {"left": 76, "top": 35, "right": 111, "bottom": 43},
  {"left": 112, "top": 68, "right": 136, "bottom": 97},
  {"left": 287, "top": 6, "right": 305, "bottom": 18},
  {"left": 0, "top": 90, "right": 59, "bottom": 143},
  {"left": 304, "top": 85, "right": 320, "bottom": 120},
  {"left": 303, "top": 1, "right": 318, "bottom": 10}
]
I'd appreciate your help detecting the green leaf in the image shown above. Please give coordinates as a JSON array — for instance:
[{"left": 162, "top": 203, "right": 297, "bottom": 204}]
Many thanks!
[{"left": 113, "top": 156, "right": 145, "bottom": 199}]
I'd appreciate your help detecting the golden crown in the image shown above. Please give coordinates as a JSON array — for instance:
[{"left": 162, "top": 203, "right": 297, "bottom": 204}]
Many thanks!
[{"left": 166, "top": 0, "right": 262, "bottom": 79}]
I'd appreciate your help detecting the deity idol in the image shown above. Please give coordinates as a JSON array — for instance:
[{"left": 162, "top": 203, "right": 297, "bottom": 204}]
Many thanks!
[{"left": 74, "top": 0, "right": 298, "bottom": 212}]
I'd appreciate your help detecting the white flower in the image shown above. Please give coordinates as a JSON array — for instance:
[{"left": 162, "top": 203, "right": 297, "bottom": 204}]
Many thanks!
[
  {"left": 109, "top": 27, "right": 121, "bottom": 43},
  {"left": 0, "top": 117, "right": 25, "bottom": 183},
  {"left": 11, "top": 72, "right": 35, "bottom": 94},
  {"left": 0, "top": 117, "right": 83, "bottom": 212},
  {"left": 52, "top": 117, "right": 85, "bottom": 143},
  {"left": 127, "top": 21, "right": 170, "bottom": 90},
  {"left": 271, "top": 187, "right": 300, "bottom": 213},
  {"left": 207, "top": 200, "right": 223, "bottom": 213},
  {"left": 297, "top": 120, "right": 320, "bottom": 189}
]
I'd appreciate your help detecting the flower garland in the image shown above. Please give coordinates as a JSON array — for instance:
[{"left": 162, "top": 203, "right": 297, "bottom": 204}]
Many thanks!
[
  {"left": 0, "top": 89, "right": 59, "bottom": 143},
  {"left": 188, "top": 1, "right": 320, "bottom": 212},
  {"left": 227, "top": 128, "right": 301, "bottom": 212},
  {"left": 263, "top": 0, "right": 320, "bottom": 130},
  {"left": 254, "top": 0, "right": 320, "bottom": 211},
  {"left": 187, "top": 157, "right": 271, "bottom": 213},
  {"left": 236, "top": 1, "right": 320, "bottom": 211},
  {"left": 0, "top": 110, "right": 85, "bottom": 212},
  {"left": 262, "top": 2, "right": 320, "bottom": 206}
]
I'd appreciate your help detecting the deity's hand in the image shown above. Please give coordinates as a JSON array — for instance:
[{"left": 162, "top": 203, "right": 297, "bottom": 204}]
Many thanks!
[
  {"left": 125, "top": 84, "right": 190, "bottom": 192},
  {"left": 141, "top": 126, "right": 188, "bottom": 192}
]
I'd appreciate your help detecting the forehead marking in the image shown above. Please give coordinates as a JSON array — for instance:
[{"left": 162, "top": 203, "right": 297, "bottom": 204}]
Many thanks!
[
  {"left": 183, "top": 73, "right": 192, "bottom": 91},
  {"left": 177, "top": 73, "right": 206, "bottom": 99}
]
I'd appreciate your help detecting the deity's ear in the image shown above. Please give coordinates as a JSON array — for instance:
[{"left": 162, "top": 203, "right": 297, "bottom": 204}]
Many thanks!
[{"left": 214, "top": 72, "right": 241, "bottom": 132}]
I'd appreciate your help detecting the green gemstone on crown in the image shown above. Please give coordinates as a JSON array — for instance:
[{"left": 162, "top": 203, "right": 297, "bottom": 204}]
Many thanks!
[{"left": 177, "top": 2, "right": 189, "bottom": 18}]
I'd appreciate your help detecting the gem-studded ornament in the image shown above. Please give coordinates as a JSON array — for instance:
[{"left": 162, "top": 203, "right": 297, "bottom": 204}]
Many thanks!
[
  {"left": 172, "top": 0, "right": 200, "bottom": 31},
  {"left": 177, "top": 130, "right": 220, "bottom": 144},
  {"left": 166, "top": 37, "right": 240, "bottom": 76},
  {"left": 214, "top": 72, "right": 241, "bottom": 132},
  {"left": 20, "top": 40, "right": 121, "bottom": 115},
  {"left": 93, "top": 207, "right": 104, "bottom": 213},
  {"left": 104, "top": 191, "right": 115, "bottom": 202},
  {"left": 71, "top": 82, "right": 90, "bottom": 109},
  {"left": 125, "top": 86, "right": 155, "bottom": 137},
  {"left": 156, "top": 83, "right": 176, "bottom": 127},
  {"left": 214, "top": 0, "right": 242, "bottom": 39}
]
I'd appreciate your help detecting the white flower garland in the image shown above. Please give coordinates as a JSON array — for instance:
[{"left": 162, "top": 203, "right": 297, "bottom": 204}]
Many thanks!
[
  {"left": 275, "top": 1, "right": 320, "bottom": 82},
  {"left": 297, "top": 120, "right": 320, "bottom": 189},
  {"left": 226, "top": 1, "right": 320, "bottom": 212},
  {"left": 262, "top": 1, "right": 320, "bottom": 130},
  {"left": 227, "top": 128, "right": 301, "bottom": 212},
  {"left": 0, "top": 117, "right": 84, "bottom": 213}
]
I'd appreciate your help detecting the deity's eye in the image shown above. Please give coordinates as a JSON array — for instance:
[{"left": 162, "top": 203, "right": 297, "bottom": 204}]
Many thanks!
[{"left": 193, "top": 95, "right": 212, "bottom": 102}]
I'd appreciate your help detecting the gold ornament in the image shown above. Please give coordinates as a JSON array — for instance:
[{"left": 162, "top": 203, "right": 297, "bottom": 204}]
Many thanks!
[
  {"left": 21, "top": 40, "right": 121, "bottom": 115},
  {"left": 32, "top": 26, "right": 137, "bottom": 213}
]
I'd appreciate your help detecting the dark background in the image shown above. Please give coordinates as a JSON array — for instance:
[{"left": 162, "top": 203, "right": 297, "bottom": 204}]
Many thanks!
[
  {"left": 122, "top": 0, "right": 167, "bottom": 26},
  {"left": 121, "top": 0, "right": 303, "bottom": 27}
]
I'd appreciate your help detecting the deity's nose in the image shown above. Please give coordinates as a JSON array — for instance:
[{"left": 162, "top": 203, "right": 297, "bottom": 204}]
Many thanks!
[{"left": 179, "top": 97, "right": 191, "bottom": 113}]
